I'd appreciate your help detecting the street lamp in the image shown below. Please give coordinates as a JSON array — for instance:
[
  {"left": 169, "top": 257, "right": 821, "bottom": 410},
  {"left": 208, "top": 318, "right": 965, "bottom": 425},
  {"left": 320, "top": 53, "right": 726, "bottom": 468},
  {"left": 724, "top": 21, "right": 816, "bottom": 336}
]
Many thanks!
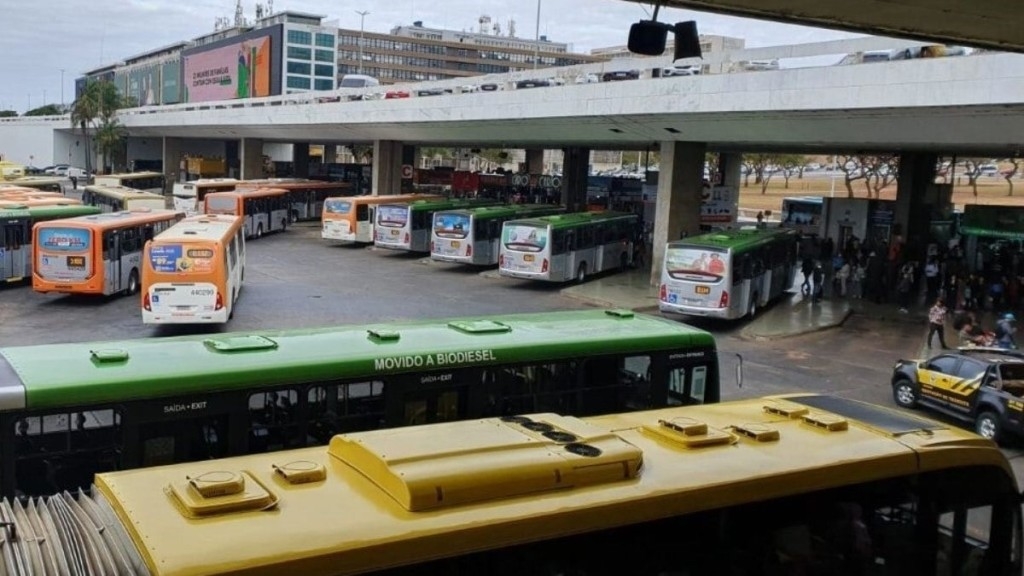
[
  {"left": 59, "top": 68, "right": 65, "bottom": 109},
  {"left": 533, "top": 0, "right": 542, "bottom": 71},
  {"left": 355, "top": 10, "right": 370, "bottom": 75}
]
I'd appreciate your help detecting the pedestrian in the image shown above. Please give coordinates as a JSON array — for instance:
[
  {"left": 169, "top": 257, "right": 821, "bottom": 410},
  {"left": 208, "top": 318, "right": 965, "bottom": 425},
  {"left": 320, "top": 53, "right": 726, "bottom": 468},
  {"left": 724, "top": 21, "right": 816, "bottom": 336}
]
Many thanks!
[
  {"left": 800, "top": 256, "right": 814, "bottom": 296},
  {"left": 896, "top": 264, "right": 914, "bottom": 313},
  {"left": 924, "top": 257, "right": 940, "bottom": 303},
  {"left": 70, "top": 175, "right": 78, "bottom": 190},
  {"left": 811, "top": 262, "right": 824, "bottom": 303},
  {"left": 927, "top": 298, "right": 949, "bottom": 350},
  {"left": 996, "top": 313, "right": 1017, "bottom": 350}
]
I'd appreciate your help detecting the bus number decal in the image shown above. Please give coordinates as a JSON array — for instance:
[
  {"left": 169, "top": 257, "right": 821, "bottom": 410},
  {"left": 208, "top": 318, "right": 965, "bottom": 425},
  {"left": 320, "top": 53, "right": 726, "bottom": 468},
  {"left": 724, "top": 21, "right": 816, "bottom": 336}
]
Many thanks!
[
  {"left": 191, "top": 288, "right": 215, "bottom": 296},
  {"left": 163, "top": 401, "right": 209, "bottom": 414},
  {"left": 374, "top": 349, "right": 497, "bottom": 371}
]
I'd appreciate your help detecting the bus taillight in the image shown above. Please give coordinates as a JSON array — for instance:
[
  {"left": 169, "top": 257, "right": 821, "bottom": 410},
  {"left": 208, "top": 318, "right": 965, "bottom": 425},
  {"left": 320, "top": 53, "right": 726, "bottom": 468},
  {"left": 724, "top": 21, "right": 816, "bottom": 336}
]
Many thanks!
[
  {"left": 498, "top": 254, "right": 504, "bottom": 267},
  {"left": 659, "top": 284, "right": 667, "bottom": 301},
  {"left": 541, "top": 258, "right": 549, "bottom": 273},
  {"left": 719, "top": 291, "right": 729, "bottom": 308},
  {"left": 404, "top": 232, "right": 410, "bottom": 245},
  {"left": 430, "top": 241, "right": 435, "bottom": 252},
  {"left": 143, "top": 292, "right": 151, "bottom": 311},
  {"left": 215, "top": 292, "right": 224, "bottom": 311},
  {"left": 466, "top": 243, "right": 472, "bottom": 257}
]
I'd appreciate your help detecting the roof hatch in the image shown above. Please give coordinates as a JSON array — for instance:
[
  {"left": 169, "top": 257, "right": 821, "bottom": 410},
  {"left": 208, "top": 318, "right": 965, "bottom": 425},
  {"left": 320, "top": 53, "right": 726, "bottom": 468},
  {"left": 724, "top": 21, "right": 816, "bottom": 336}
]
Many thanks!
[
  {"left": 328, "top": 414, "right": 642, "bottom": 512},
  {"left": 642, "top": 417, "right": 736, "bottom": 448},
  {"left": 167, "top": 470, "right": 278, "bottom": 518},
  {"left": 447, "top": 319, "right": 511, "bottom": 334},
  {"left": 203, "top": 335, "right": 278, "bottom": 352}
]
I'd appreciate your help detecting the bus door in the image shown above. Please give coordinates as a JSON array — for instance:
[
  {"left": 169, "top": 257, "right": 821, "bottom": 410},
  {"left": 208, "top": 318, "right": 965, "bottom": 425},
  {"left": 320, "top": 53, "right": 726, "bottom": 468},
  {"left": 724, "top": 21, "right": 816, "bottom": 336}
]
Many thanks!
[
  {"left": 2, "top": 217, "right": 28, "bottom": 280},
  {"left": 136, "top": 413, "right": 231, "bottom": 467},
  {"left": 103, "top": 229, "right": 123, "bottom": 293},
  {"left": 387, "top": 373, "right": 469, "bottom": 427},
  {"left": 662, "top": 351, "right": 715, "bottom": 406},
  {"left": 359, "top": 204, "right": 373, "bottom": 241}
]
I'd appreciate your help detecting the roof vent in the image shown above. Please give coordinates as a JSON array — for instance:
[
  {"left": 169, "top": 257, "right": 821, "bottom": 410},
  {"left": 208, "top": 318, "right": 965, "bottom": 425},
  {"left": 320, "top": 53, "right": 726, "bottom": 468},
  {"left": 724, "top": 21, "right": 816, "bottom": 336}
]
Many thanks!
[
  {"left": 203, "top": 335, "right": 278, "bottom": 352},
  {"left": 802, "top": 412, "right": 849, "bottom": 432},
  {"left": 167, "top": 470, "right": 278, "bottom": 519},
  {"left": 90, "top": 349, "right": 129, "bottom": 363},
  {"left": 447, "top": 319, "right": 511, "bottom": 334},
  {"left": 729, "top": 423, "right": 780, "bottom": 442},
  {"left": 329, "top": 414, "right": 642, "bottom": 512},
  {"left": 763, "top": 400, "right": 810, "bottom": 419},
  {"left": 643, "top": 417, "right": 735, "bottom": 448},
  {"left": 272, "top": 460, "right": 327, "bottom": 485},
  {"left": 604, "top": 309, "right": 634, "bottom": 319},
  {"left": 367, "top": 328, "right": 400, "bottom": 341}
]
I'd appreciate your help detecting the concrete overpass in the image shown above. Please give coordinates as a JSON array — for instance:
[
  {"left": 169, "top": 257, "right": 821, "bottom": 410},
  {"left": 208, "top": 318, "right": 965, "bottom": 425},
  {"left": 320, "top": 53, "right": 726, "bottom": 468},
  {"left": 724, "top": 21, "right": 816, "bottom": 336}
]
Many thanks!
[{"left": 627, "top": 0, "right": 1022, "bottom": 54}]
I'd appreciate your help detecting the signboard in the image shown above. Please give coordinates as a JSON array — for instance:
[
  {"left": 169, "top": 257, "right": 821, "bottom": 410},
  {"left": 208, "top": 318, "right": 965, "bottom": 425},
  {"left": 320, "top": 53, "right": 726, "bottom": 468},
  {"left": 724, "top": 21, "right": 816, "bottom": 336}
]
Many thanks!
[
  {"left": 401, "top": 164, "right": 414, "bottom": 179},
  {"left": 183, "top": 34, "right": 272, "bottom": 102},
  {"left": 162, "top": 60, "right": 182, "bottom": 104},
  {"left": 961, "top": 204, "right": 1024, "bottom": 240},
  {"left": 700, "top": 184, "right": 738, "bottom": 225}
]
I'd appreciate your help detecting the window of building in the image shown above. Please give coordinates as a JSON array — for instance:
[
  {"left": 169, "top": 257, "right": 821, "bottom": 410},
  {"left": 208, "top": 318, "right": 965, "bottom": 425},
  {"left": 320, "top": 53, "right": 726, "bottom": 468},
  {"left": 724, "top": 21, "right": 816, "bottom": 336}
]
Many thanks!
[
  {"left": 287, "top": 30, "right": 312, "bottom": 45},
  {"left": 315, "top": 33, "right": 335, "bottom": 48},
  {"left": 315, "top": 49, "right": 334, "bottom": 62},
  {"left": 314, "top": 64, "right": 334, "bottom": 78},
  {"left": 287, "top": 61, "right": 312, "bottom": 75},
  {"left": 314, "top": 78, "right": 334, "bottom": 91},
  {"left": 287, "top": 46, "right": 311, "bottom": 60},
  {"left": 286, "top": 75, "right": 311, "bottom": 89}
]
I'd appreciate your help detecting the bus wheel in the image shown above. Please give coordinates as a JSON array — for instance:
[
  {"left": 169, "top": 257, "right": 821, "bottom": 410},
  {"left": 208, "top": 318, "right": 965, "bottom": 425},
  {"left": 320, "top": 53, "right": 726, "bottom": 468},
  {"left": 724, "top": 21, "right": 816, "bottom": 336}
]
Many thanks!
[
  {"left": 126, "top": 269, "right": 139, "bottom": 296},
  {"left": 747, "top": 294, "right": 758, "bottom": 318},
  {"left": 576, "top": 263, "right": 587, "bottom": 284},
  {"left": 975, "top": 411, "right": 1001, "bottom": 443},
  {"left": 256, "top": 224, "right": 264, "bottom": 239}
]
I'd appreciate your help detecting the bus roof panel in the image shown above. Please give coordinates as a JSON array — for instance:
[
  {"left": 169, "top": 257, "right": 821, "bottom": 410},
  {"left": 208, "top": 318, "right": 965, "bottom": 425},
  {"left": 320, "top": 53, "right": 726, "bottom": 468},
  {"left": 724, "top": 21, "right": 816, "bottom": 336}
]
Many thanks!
[
  {"left": 510, "top": 211, "right": 637, "bottom": 230},
  {"left": 668, "top": 228, "right": 798, "bottom": 252},
  {"left": 0, "top": 310, "right": 714, "bottom": 409},
  {"left": 32, "top": 209, "right": 181, "bottom": 230},
  {"left": 435, "top": 204, "right": 565, "bottom": 220},
  {"left": 83, "top": 185, "right": 166, "bottom": 201},
  {"left": 154, "top": 215, "right": 242, "bottom": 243}
]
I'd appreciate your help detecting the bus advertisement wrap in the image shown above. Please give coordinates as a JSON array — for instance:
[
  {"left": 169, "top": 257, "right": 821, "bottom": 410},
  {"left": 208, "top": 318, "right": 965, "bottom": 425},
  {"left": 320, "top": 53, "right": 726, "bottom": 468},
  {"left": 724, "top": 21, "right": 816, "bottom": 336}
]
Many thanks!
[
  {"left": 377, "top": 205, "right": 409, "bottom": 227},
  {"left": 37, "top": 228, "right": 91, "bottom": 280},
  {"left": 37, "top": 228, "right": 90, "bottom": 252},
  {"left": 149, "top": 244, "right": 215, "bottom": 274},
  {"left": 503, "top": 225, "right": 546, "bottom": 252},
  {"left": 434, "top": 213, "right": 470, "bottom": 239},
  {"left": 183, "top": 36, "right": 272, "bottom": 102}
]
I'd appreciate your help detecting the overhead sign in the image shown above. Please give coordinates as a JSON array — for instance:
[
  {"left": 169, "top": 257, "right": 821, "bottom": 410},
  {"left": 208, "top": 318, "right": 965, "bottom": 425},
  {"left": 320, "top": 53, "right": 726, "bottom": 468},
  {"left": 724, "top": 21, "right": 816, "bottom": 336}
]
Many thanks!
[{"left": 401, "top": 164, "right": 414, "bottom": 179}]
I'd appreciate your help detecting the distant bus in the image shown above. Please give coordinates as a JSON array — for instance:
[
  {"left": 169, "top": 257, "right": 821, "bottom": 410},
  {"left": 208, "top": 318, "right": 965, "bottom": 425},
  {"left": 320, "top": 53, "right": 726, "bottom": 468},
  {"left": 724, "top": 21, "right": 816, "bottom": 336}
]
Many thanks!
[
  {"left": 499, "top": 211, "right": 640, "bottom": 283},
  {"left": 659, "top": 227, "right": 799, "bottom": 319},
  {"left": 81, "top": 185, "right": 167, "bottom": 213},
  {"left": 374, "top": 197, "right": 501, "bottom": 252},
  {"left": 780, "top": 196, "right": 823, "bottom": 236},
  {"left": 0, "top": 204, "right": 101, "bottom": 283},
  {"left": 241, "top": 178, "right": 355, "bottom": 222},
  {"left": 93, "top": 171, "right": 166, "bottom": 195},
  {"left": 0, "top": 187, "right": 64, "bottom": 199},
  {"left": 432, "top": 204, "right": 566, "bottom": 266},
  {"left": 204, "top": 187, "right": 290, "bottom": 239},
  {"left": 142, "top": 214, "right": 246, "bottom": 325},
  {"left": 32, "top": 208, "right": 183, "bottom": 296},
  {"left": 1, "top": 176, "right": 65, "bottom": 193},
  {"left": 0, "top": 196, "right": 83, "bottom": 208},
  {"left": 171, "top": 178, "right": 239, "bottom": 216},
  {"left": 322, "top": 193, "right": 444, "bottom": 244}
]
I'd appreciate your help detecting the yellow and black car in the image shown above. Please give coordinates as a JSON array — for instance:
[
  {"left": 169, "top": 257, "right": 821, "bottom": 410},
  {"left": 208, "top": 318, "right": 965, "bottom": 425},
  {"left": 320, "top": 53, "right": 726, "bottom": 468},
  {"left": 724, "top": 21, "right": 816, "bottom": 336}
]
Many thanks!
[{"left": 892, "top": 348, "right": 1024, "bottom": 443}]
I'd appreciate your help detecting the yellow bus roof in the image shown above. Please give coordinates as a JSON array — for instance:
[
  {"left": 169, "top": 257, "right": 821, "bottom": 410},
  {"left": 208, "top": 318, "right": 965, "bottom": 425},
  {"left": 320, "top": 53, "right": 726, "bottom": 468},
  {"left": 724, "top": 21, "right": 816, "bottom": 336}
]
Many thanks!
[
  {"left": 153, "top": 214, "right": 242, "bottom": 243},
  {"left": 95, "top": 171, "right": 164, "bottom": 180},
  {"left": 94, "top": 394, "right": 1012, "bottom": 576},
  {"left": 35, "top": 208, "right": 182, "bottom": 230},
  {"left": 327, "top": 193, "right": 444, "bottom": 205},
  {"left": 84, "top": 185, "right": 166, "bottom": 200}
]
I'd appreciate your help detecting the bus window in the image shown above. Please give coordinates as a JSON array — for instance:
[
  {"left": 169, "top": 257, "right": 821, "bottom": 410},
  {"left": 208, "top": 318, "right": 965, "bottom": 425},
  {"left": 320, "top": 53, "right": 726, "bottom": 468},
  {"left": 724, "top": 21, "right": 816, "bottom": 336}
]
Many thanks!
[
  {"left": 13, "top": 409, "right": 122, "bottom": 497},
  {"left": 668, "top": 366, "right": 708, "bottom": 405},
  {"left": 207, "top": 195, "right": 237, "bottom": 213},
  {"left": 356, "top": 204, "right": 369, "bottom": 221},
  {"left": 307, "top": 380, "right": 386, "bottom": 442},
  {"left": 248, "top": 389, "right": 300, "bottom": 453}
]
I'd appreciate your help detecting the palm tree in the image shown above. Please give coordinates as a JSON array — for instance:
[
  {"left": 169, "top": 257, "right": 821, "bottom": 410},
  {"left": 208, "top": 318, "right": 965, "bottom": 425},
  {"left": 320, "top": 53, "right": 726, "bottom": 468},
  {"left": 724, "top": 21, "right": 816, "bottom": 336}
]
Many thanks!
[
  {"left": 70, "top": 81, "right": 101, "bottom": 177},
  {"left": 95, "top": 120, "right": 126, "bottom": 174},
  {"left": 69, "top": 80, "right": 128, "bottom": 176}
]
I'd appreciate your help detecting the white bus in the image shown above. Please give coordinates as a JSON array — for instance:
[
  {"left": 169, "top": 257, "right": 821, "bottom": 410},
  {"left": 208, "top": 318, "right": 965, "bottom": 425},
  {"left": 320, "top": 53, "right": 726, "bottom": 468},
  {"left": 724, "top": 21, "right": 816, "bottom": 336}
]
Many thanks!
[
  {"left": 659, "top": 227, "right": 799, "bottom": 320},
  {"left": 374, "top": 197, "right": 499, "bottom": 253},
  {"left": 142, "top": 214, "right": 246, "bottom": 324},
  {"left": 171, "top": 178, "right": 239, "bottom": 216},
  {"left": 81, "top": 185, "right": 167, "bottom": 213},
  {"left": 498, "top": 211, "right": 639, "bottom": 283},
  {"left": 93, "top": 171, "right": 166, "bottom": 195},
  {"left": 431, "top": 204, "right": 565, "bottom": 266},
  {"left": 322, "top": 194, "right": 443, "bottom": 244}
]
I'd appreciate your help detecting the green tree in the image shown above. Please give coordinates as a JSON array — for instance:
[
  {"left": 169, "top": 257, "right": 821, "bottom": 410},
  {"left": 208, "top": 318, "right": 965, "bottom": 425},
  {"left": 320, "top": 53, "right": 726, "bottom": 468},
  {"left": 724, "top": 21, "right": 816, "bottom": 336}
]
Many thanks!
[
  {"left": 25, "top": 104, "right": 63, "bottom": 116},
  {"left": 1003, "top": 158, "right": 1019, "bottom": 197},
  {"left": 0, "top": 110, "right": 16, "bottom": 118},
  {"left": 95, "top": 120, "right": 127, "bottom": 174},
  {"left": 778, "top": 155, "right": 807, "bottom": 189},
  {"left": 70, "top": 80, "right": 128, "bottom": 176}
]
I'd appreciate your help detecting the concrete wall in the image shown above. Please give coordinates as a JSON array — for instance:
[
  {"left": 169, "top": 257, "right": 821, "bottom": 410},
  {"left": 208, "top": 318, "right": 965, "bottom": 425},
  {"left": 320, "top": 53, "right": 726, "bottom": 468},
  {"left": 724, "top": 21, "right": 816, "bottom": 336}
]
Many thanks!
[
  {"left": 179, "top": 139, "right": 226, "bottom": 158},
  {"left": 0, "top": 117, "right": 67, "bottom": 166},
  {"left": 52, "top": 130, "right": 91, "bottom": 170},
  {"left": 126, "top": 137, "right": 164, "bottom": 164}
]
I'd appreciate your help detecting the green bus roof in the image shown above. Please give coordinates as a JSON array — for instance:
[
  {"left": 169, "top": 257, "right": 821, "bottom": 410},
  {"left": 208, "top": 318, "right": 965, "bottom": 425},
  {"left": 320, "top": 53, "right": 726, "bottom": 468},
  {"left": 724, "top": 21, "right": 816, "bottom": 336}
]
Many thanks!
[
  {"left": 393, "top": 198, "right": 500, "bottom": 212},
  {"left": 509, "top": 211, "right": 638, "bottom": 230},
  {"left": 669, "top": 227, "right": 798, "bottom": 252},
  {"left": 0, "top": 205, "right": 101, "bottom": 222},
  {"left": 0, "top": 310, "right": 715, "bottom": 410},
  {"left": 437, "top": 204, "right": 565, "bottom": 221}
]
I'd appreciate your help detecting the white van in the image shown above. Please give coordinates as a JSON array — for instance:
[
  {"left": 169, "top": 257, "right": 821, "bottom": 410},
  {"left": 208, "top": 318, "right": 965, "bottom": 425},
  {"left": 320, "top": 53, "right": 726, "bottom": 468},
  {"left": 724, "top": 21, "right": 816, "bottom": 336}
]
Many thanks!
[{"left": 338, "top": 74, "right": 380, "bottom": 88}]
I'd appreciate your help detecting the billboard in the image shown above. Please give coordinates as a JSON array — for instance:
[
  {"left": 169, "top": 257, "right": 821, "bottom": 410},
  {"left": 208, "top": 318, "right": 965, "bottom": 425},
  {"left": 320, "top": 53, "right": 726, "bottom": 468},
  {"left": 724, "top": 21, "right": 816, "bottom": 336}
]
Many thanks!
[
  {"left": 127, "top": 63, "right": 161, "bottom": 107},
  {"left": 161, "top": 60, "right": 181, "bottom": 104},
  {"left": 183, "top": 35, "right": 272, "bottom": 102}
]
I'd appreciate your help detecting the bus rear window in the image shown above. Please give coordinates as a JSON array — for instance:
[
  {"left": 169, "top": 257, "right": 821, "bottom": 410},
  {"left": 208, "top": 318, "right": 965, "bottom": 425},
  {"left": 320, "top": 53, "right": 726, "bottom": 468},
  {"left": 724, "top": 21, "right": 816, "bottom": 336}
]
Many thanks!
[
  {"left": 502, "top": 224, "right": 547, "bottom": 253},
  {"left": 149, "top": 244, "right": 215, "bottom": 274},
  {"left": 665, "top": 247, "right": 728, "bottom": 281},
  {"left": 206, "top": 196, "right": 237, "bottom": 213},
  {"left": 37, "top": 227, "right": 90, "bottom": 252},
  {"left": 434, "top": 213, "right": 470, "bottom": 239},
  {"left": 377, "top": 205, "right": 408, "bottom": 227},
  {"left": 324, "top": 199, "right": 352, "bottom": 214}
]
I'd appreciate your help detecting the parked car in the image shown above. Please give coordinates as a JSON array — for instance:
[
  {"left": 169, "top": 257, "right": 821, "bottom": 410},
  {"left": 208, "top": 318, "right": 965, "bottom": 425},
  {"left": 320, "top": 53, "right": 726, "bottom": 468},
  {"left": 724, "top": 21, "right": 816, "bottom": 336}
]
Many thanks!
[
  {"left": 44, "top": 164, "right": 68, "bottom": 175},
  {"left": 385, "top": 90, "right": 411, "bottom": 99},
  {"left": 661, "top": 66, "right": 699, "bottom": 77},
  {"left": 602, "top": 70, "right": 640, "bottom": 82},
  {"left": 480, "top": 83, "right": 501, "bottom": 92},
  {"left": 459, "top": 85, "right": 480, "bottom": 93},
  {"left": 515, "top": 79, "right": 552, "bottom": 89},
  {"left": 416, "top": 88, "right": 451, "bottom": 97},
  {"left": 575, "top": 73, "right": 600, "bottom": 84}
]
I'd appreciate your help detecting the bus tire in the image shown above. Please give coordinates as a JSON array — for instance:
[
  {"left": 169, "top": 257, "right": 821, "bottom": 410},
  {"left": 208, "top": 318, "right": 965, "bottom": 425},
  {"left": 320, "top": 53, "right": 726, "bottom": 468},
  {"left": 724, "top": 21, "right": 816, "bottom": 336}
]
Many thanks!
[
  {"left": 256, "top": 224, "right": 264, "bottom": 239},
  {"left": 975, "top": 410, "right": 1001, "bottom": 443},
  {"left": 576, "top": 263, "right": 587, "bottom": 284},
  {"left": 126, "top": 269, "right": 139, "bottom": 296},
  {"left": 748, "top": 294, "right": 758, "bottom": 318}
]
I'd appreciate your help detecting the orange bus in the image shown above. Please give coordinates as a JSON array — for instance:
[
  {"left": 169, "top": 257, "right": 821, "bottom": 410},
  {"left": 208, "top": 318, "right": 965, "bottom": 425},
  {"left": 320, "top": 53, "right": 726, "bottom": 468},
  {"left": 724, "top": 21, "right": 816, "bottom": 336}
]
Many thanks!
[
  {"left": 142, "top": 214, "right": 246, "bottom": 324},
  {"left": 33, "top": 208, "right": 183, "bottom": 296},
  {"left": 204, "top": 187, "right": 289, "bottom": 239},
  {"left": 239, "top": 178, "right": 355, "bottom": 222},
  {"left": 0, "top": 187, "right": 64, "bottom": 199},
  {"left": 321, "top": 193, "right": 444, "bottom": 244},
  {"left": 0, "top": 196, "right": 83, "bottom": 208}
]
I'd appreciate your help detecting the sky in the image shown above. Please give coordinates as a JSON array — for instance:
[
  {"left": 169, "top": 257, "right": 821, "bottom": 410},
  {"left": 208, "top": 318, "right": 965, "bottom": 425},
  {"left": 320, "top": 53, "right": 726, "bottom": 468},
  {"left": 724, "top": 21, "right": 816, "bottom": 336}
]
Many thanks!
[{"left": 0, "top": 0, "right": 865, "bottom": 113}]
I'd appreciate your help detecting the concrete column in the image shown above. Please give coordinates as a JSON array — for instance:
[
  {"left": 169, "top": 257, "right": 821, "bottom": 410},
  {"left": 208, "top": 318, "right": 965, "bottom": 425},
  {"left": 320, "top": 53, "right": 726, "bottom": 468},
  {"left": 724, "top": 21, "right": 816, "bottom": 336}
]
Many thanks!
[
  {"left": 560, "top": 147, "right": 590, "bottom": 211},
  {"left": 526, "top": 148, "right": 545, "bottom": 174},
  {"left": 372, "top": 140, "right": 404, "bottom": 196},
  {"left": 161, "top": 137, "right": 182, "bottom": 193},
  {"left": 718, "top": 152, "right": 742, "bottom": 189},
  {"left": 401, "top": 145, "right": 417, "bottom": 193},
  {"left": 292, "top": 143, "right": 310, "bottom": 178},
  {"left": 651, "top": 141, "right": 707, "bottom": 285},
  {"left": 240, "top": 138, "right": 264, "bottom": 180},
  {"left": 894, "top": 153, "right": 939, "bottom": 262},
  {"left": 322, "top": 144, "right": 337, "bottom": 164}
]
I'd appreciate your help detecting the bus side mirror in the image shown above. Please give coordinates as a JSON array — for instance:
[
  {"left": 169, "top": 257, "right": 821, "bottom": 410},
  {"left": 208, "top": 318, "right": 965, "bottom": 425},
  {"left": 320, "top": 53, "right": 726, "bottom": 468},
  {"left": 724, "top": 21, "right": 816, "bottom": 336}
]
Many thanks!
[{"left": 735, "top": 353, "right": 744, "bottom": 388}]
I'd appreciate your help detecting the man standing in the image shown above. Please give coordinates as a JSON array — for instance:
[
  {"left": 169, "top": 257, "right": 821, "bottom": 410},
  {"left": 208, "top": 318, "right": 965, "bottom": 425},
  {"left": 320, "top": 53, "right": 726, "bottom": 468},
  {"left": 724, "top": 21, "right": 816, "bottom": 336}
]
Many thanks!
[
  {"left": 927, "top": 298, "right": 949, "bottom": 350},
  {"left": 996, "top": 313, "right": 1017, "bottom": 350}
]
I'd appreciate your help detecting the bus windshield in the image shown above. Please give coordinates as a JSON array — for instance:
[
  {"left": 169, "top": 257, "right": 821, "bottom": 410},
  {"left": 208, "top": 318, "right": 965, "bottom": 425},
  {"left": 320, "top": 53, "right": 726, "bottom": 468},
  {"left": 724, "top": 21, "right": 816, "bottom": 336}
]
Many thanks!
[
  {"left": 434, "top": 213, "right": 470, "bottom": 239},
  {"left": 377, "top": 205, "right": 408, "bottom": 227},
  {"left": 665, "top": 246, "right": 728, "bottom": 281},
  {"left": 324, "top": 199, "right": 351, "bottom": 214},
  {"left": 206, "top": 196, "right": 237, "bottom": 213},
  {"left": 148, "top": 244, "right": 217, "bottom": 274},
  {"left": 502, "top": 224, "right": 546, "bottom": 252}
]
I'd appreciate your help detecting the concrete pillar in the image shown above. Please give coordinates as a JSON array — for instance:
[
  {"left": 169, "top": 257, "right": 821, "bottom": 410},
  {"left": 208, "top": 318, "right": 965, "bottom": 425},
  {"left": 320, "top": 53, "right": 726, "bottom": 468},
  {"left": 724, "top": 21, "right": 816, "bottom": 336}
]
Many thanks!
[
  {"left": 372, "top": 140, "right": 404, "bottom": 196},
  {"left": 718, "top": 152, "right": 742, "bottom": 189},
  {"left": 894, "top": 153, "right": 939, "bottom": 262},
  {"left": 402, "top": 145, "right": 417, "bottom": 193},
  {"left": 292, "top": 143, "right": 310, "bottom": 178},
  {"left": 526, "top": 148, "right": 545, "bottom": 174},
  {"left": 161, "top": 137, "right": 182, "bottom": 194},
  {"left": 651, "top": 141, "right": 707, "bottom": 285},
  {"left": 240, "top": 138, "right": 264, "bottom": 180},
  {"left": 323, "top": 144, "right": 337, "bottom": 164},
  {"left": 560, "top": 147, "right": 590, "bottom": 211}
]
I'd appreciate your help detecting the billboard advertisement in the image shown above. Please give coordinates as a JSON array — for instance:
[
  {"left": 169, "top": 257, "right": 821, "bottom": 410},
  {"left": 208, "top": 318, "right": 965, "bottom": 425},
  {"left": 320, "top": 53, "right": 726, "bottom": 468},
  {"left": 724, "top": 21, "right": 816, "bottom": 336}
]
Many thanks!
[
  {"left": 183, "top": 35, "right": 272, "bottom": 102},
  {"left": 127, "top": 63, "right": 161, "bottom": 106},
  {"left": 161, "top": 60, "right": 181, "bottom": 104}
]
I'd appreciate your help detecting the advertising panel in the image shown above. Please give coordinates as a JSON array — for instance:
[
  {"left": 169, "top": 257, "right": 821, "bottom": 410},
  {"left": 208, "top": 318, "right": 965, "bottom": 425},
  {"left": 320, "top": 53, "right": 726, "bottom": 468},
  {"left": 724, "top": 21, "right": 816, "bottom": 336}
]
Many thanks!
[
  {"left": 700, "top": 184, "right": 738, "bottom": 226},
  {"left": 502, "top": 225, "right": 547, "bottom": 252},
  {"left": 127, "top": 64, "right": 161, "bottom": 106},
  {"left": 162, "top": 60, "right": 182, "bottom": 104},
  {"left": 183, "top": 35, "right": 272, "bottom": 102},
  {"left": 37, "top": 228, "right": 91, "bottom": 281}
]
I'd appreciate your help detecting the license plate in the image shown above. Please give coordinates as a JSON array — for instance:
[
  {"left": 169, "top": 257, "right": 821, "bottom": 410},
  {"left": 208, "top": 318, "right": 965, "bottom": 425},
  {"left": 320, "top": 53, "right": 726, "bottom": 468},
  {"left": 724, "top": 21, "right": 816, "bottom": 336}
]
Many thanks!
[
  {"left": 451, "top": 241, "right": 460, "bottom": 248},
  {"left": 524, "top": 254, "right": 534, "bottom": 262},
  {"left": 390, "top": 229, "right": 399, "bottom": 236},
  {"left": 67, "top": 256, "right": 85, "bottom": 268},
  {"left": 695, "top": 285, "right": 710, "bottom": 295}
]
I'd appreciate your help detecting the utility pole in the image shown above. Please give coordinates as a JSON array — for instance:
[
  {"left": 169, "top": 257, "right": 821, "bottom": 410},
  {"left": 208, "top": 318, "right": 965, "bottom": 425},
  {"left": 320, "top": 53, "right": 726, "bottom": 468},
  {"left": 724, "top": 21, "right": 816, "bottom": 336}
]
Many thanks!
[
  {"left": 60, "top": 69, "right": 65, "bottom": 109},
  {"left": 533, "top": 0, "right": 542, "bottom": 70},
  {"left": 355, "top": 10, "right": 370, "bottom": 75}
]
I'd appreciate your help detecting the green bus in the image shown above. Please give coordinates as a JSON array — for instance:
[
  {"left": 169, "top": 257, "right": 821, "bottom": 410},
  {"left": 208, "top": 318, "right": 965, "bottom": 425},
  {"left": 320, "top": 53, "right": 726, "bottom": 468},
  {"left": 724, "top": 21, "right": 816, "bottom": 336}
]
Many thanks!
[
  {"left": 0, "top": 204, "right": 102, "bottom": 283},
  {"left": 0, "top": 309, "right": 719, "bottom": 497},
  {"left": 374, "top": 197, "right": 501, "bottom": 252},
  {"left": 499, "top": 211, "right": 640, "bottom": 283},
  {"left": 659, "top": 227, "right": 799, "bottom": 320},
  {"left": 431, "top": 204, "right": 566, "bottom": 266}
]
